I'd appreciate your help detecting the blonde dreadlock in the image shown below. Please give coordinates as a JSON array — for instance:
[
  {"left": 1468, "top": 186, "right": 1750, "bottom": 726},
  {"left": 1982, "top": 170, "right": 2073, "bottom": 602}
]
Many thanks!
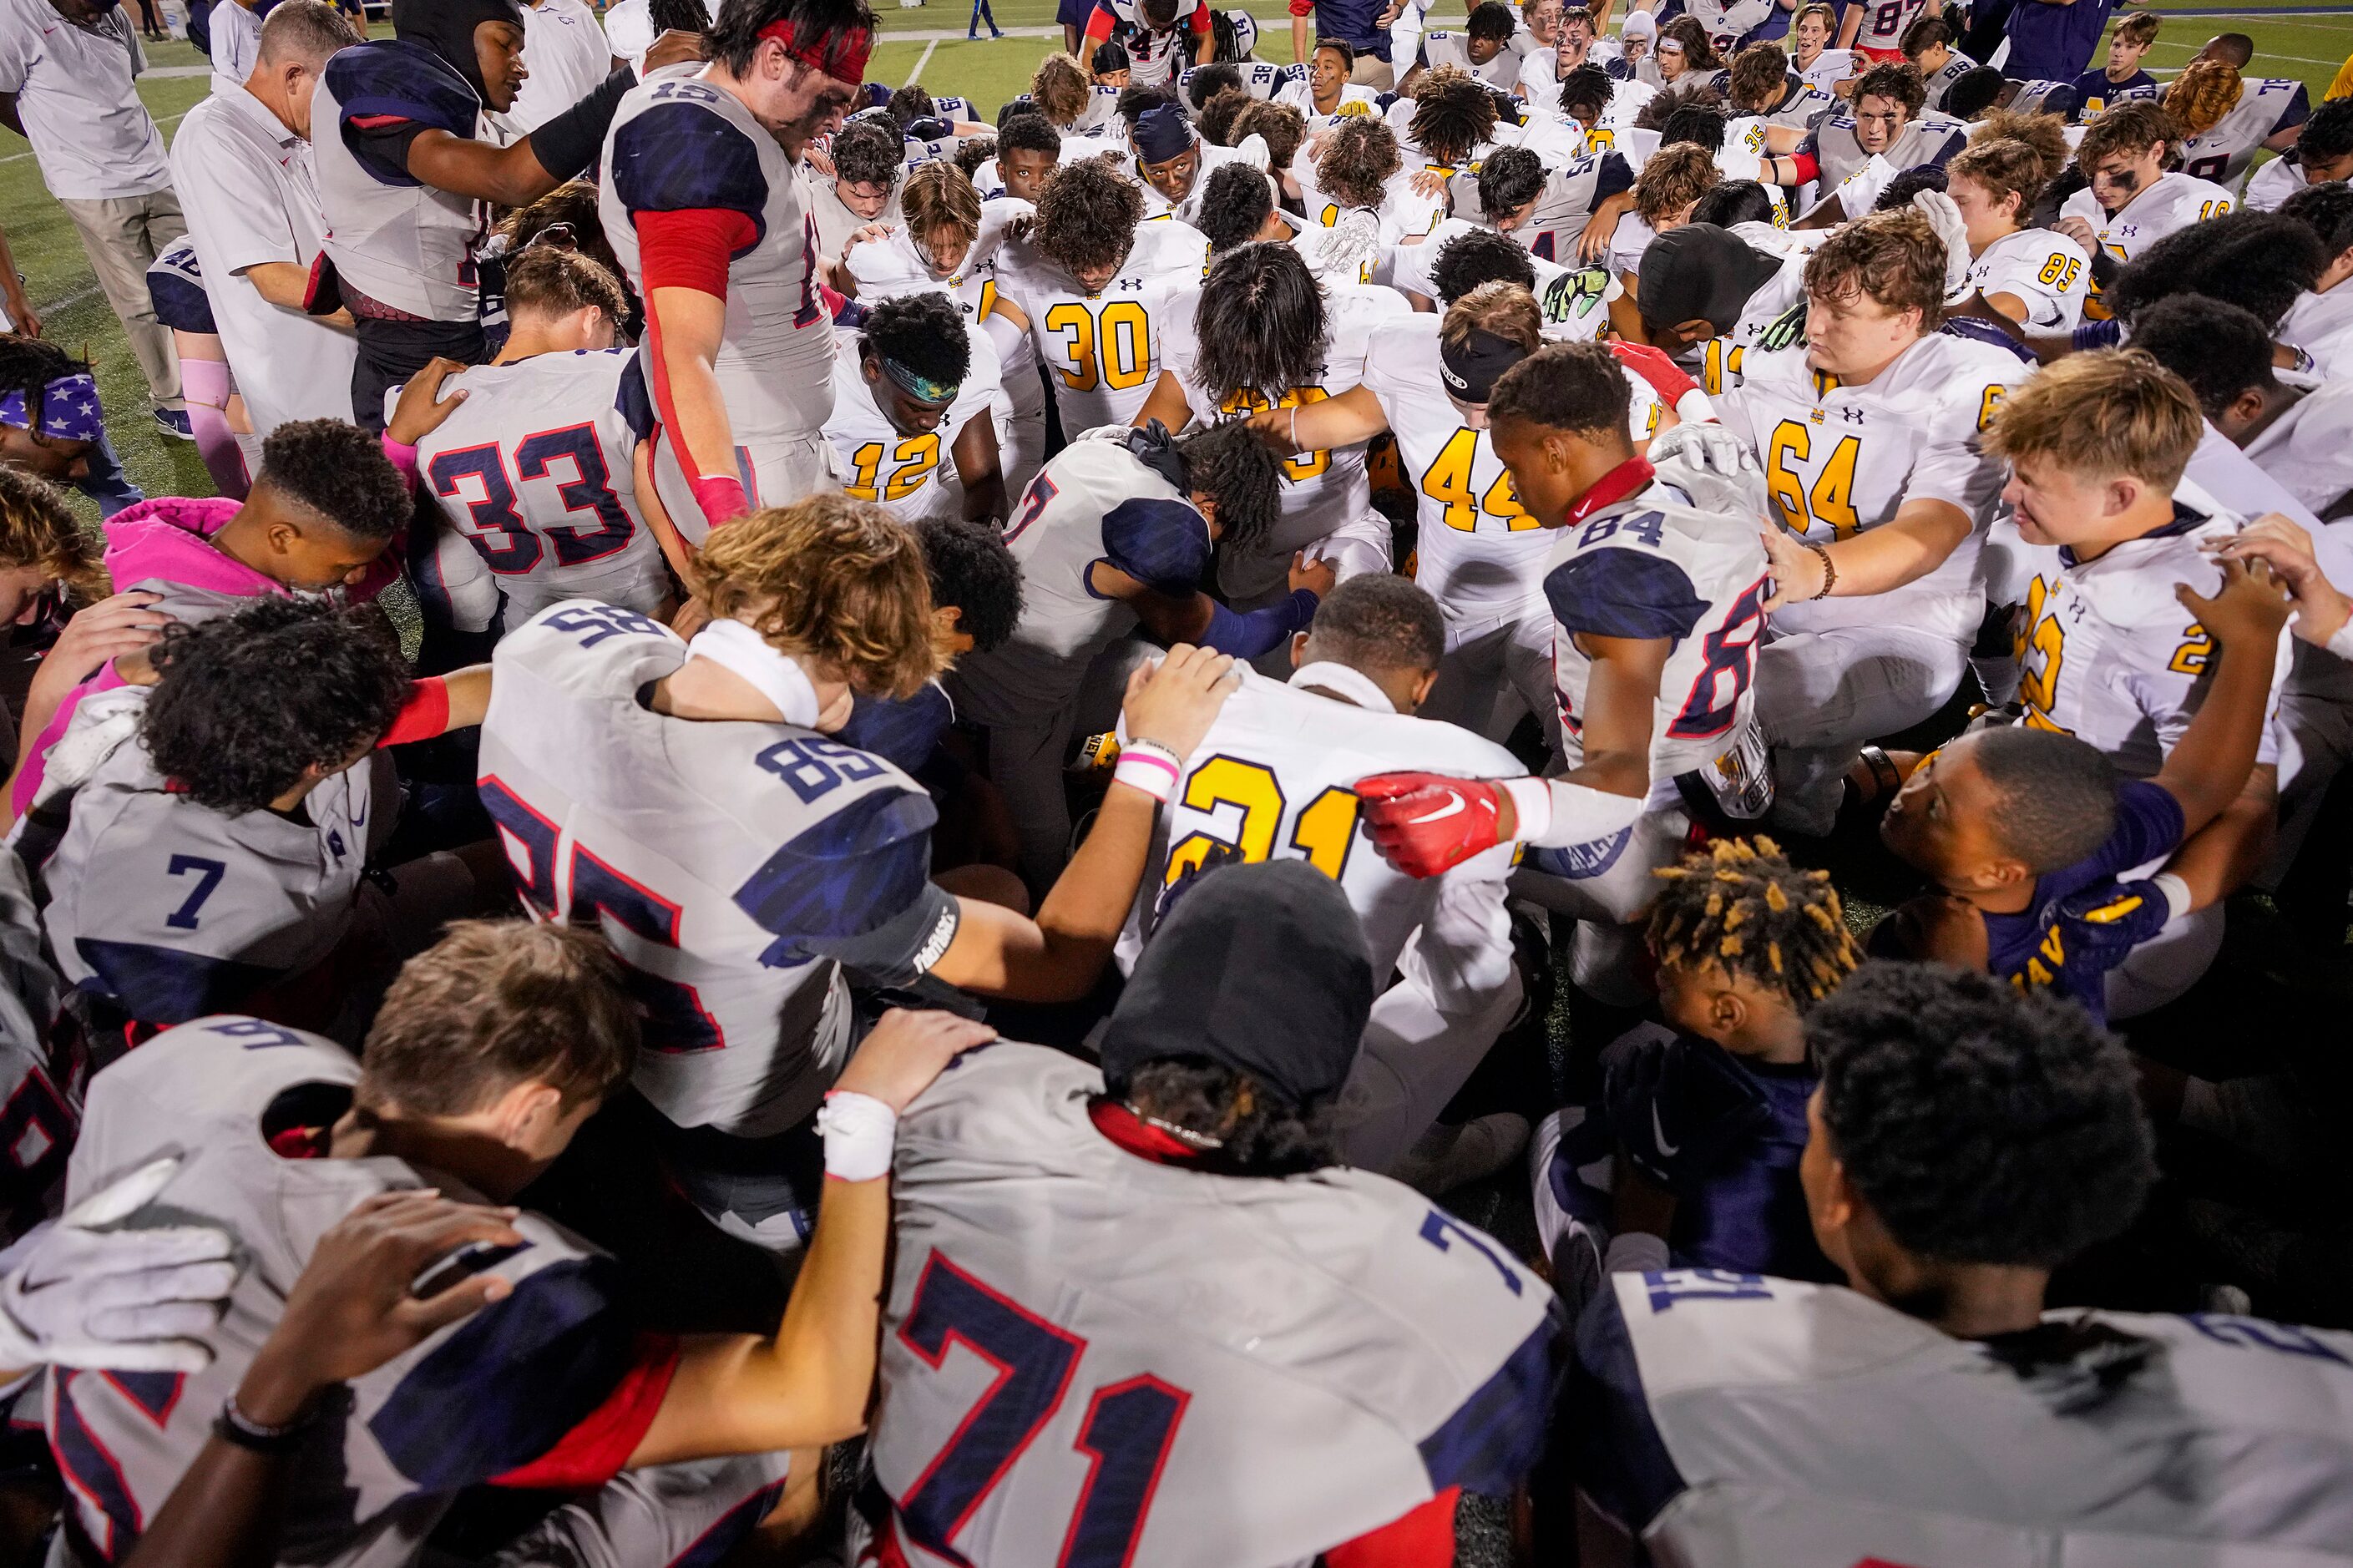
[
  {"left": 1647, "top": 837, "right": 1861, "bottom": 1012},
  {"left": 2164, "top": 58, "right": 2242, "bottom": 138}
]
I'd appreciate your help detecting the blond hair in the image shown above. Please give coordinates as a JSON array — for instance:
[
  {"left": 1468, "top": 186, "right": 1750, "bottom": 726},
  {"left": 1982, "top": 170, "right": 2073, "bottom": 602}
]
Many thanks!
[
  {"left": 1635, "top": 142, "right": 1719, "bottom": 225},
  {"left": 900, "top": 160, "right": 984, "bottom": 247},
  {"left": 1442, "top": 279, "right": 1544, "bottom": 353},
  {"left": 1967, "top": 107, "right": 2069, "bottom": 188},
  {"left": 2164, "top": 58, "right": 2242, "bottom": 137},
  {"left": 1986, "top": 348, "right": 2204, "bottom": 490},
  {"left": 1793, "top": 2, "right": 1837, "bottom": 31},
  {"left": 1649, "top": 837, "right": 1860, "bottom": 1011},
  {"left": 2113, "top": 9, "right": 2161, "bottom": 46},
  {"left": 0, "top": 467, "right": 104, "bottom": 604},
  {"left": 699, "top": 494, "right": 946, "bottom": 700},
  {"left": 1946, "top": 137, "right": 2049, "bottom": 228},
  {"left": 1030, "top": 53, "right": 1090, "bottom": 124}
]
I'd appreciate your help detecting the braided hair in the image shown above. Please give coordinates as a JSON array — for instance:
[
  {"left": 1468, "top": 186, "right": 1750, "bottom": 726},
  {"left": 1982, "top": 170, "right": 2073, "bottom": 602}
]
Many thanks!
[
  {"left": 0, "top": 335, "right": 93, "bottom": 441},
  {"left": 1647, "top": 837, "right": 1860, "bottom": 1012}
]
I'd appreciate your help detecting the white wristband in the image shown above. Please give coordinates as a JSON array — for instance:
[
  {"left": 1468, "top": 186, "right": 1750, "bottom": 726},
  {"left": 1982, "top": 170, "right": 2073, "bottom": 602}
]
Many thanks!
[
  {"left": 2152, "top": 872, "right": 2194, "bottom": 922},
  {"left": 1500, "top": 776, "right": 1554, "bottom": 842},
  {"left": 816, "top": 1090, "right": 898, "bottom": 1182},
  {"left": 1112, "top": 739, "right": 1183, "bottom": 803},
  {"left": 1603, "top": 1231, "right": 1671, "bottom": 1276}
]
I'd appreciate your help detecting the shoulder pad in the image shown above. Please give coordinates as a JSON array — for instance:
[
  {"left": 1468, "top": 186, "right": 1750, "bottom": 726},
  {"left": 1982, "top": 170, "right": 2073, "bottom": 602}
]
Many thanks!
[
  {"left": 326, "top": 40, "right": 478, "bottom": 138},
  {"left": 1101, "top": 497, "right": 1211, "bottom": 594},
  {"left": 1543, "top": 543, "right": 1708, "bottom": 642},
  {"left": 610, "top": 99, "right": 771, "bottom": 230},
  {"left": 732, "top": 782, "right": 939, "bottom": 944}
]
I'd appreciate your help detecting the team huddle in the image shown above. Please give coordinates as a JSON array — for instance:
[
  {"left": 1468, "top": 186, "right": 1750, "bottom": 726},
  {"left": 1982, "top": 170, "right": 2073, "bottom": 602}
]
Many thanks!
[{"left": 1, "top": 0, "right": 2352, "bottom": 1560}]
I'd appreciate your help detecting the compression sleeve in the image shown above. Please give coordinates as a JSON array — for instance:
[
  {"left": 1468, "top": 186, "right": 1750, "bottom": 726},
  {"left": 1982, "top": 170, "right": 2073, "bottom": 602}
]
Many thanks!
[
  {"left": 526, "top": 64, "right": 636, "bottom": 185},
  {"left": 1324, "top": 1490, "right": 1460, "bottom": 1568},
  {"left": 379, "top": 677, "right": 451, "bottom": 747},
  {"left": 1085, "top": 3, "right": 1116, "bottom": 42},
  {"left": 1787, "top": 150, "right": 1819, "bottom": 185},
  {"left": 635, "top": 206, "right": 759, "bottom": 298},
  {"left": 1200, "top": 588, "right": 1320, "bottom": 658}
]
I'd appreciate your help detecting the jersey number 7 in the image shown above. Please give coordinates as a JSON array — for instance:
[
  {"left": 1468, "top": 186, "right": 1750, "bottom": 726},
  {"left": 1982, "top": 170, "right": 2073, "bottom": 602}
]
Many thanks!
[{"left": 887, "top": 1250, "right": 1192, "bottom": 1568}]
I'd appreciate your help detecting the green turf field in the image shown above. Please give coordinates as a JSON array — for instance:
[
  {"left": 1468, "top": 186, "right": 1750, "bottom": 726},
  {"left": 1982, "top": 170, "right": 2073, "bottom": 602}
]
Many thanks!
[{"left": 4, "top": 0, "right": 2350, "bottom": 507}]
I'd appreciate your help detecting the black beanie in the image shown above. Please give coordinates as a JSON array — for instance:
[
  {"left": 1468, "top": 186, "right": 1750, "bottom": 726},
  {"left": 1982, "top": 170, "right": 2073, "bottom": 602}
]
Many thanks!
[{"left": 393, "top": 0, "right": 525, "bottom": 107}]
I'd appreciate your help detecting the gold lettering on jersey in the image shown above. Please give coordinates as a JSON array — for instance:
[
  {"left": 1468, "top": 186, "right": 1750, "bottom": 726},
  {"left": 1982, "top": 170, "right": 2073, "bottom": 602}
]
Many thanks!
[
  {"left": 1220, "top": 387, "right": 1332, "bottom": 479},
  {"left": 1162, "top": 756, "right": 1364, "bottom": 884},
  {"left": 1044, "top": 300, "right": 1152, "bottom": 392},
  {"left": 1421, "top": 427, "right": 1533, "bottom": 531},
  {"left": 2017, "top": 574, "right": 2073, "bottom": 731},
  {"left": 1764, "top": 420, "right": 1861, "bottom": 539},
  {"left": 846, "top": 434, "right": 943, "bottom": 501}
]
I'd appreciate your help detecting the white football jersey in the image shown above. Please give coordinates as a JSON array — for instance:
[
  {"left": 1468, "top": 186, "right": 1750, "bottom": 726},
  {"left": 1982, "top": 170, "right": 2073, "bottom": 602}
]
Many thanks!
[
  {"left": 2059, "top": 171, "right": 2234, "bottom": 321},
  {"left": 1449, "top": 149, "right": 1635, "bottom": 265},
  {"left": 2003, "top": 503, "right": 2290, "bottom": 778},
  {"left": 1381, "top": 215, "right": 1575, "bottom": 308},
  {"left": 28, "top": 736, "right": 386, "bottom": 1031},
  {"left": 412, "top": 349, "right": 673, "bottom": 631},
  {"left": 2178, "top": 78, "right": 2310, "bottom": 195},
  {"left": 1804, "top": 109, "right": 1966, "bottom": 195},
  {"left": 822, "top": 323, "right": 999, "bottom": 522},
  {"left": 1358, "top": 316, "right": 1548, "bottom": 615},
  {"left": 949, "top": 438, "right": 1212, "bottom": 729},
  {"left": 996, "top": 219, "right": 1211, "bottom": 432},
  {"left": 1116, "top": 665, "right": 1521, "bottom": 999},
  {"left": 2244, "top": 152, "right": 2308, "bottom": 212},
  {"left": 1969, "top": 228, "right": 2088, "bottom": 331},
  {"left": 1791, "top": 47, "right": 1859, "bottom": 94},
  {"left": 1721, "top": 330, "right": 2027, "bottom": 646},
  {"left": 1273, "top": 76, "right": 1381, "bottom": 128},
  {"left": 1580, "top": 1270, "right": 2353, "bottom": 1560},
  {"left": 603, "top": 68, "right": 833, "bottom": 458},
  {"left": 1851, "top": 0, "right": 1930, "bottom": 52},
  {"left": 50, "top": 1017, "right": 651, "bottom": 1568},
  {"left": 2277, "top": 282, "right": 2353, "bottom": 378},
  {"left": 1075, "top": 82, "right": 1125, "bottom": 135},
  {"left": 1543, "top": 463, "right": 1774, "bottom": 800},
  {"left": 1150, "top": 279, "right": 1409, "bottom": 599},
  {"left": 1919, "top": 48, "right": 1980, "bottom": 111},
  {"left": 868, "top": 1041, "right": 1560, "bottom": 1568},
  {"left": 478, "top": 603, "right": 956, "bottom": 1136},
  {"left": 1683, "top": 0, "right": 1774, "bottom": 54},
  {"left": 1417, "top": 29, "right": 1520, "bottom": 89},
  {"left": 2244, "top": 377, "right": 2353, "bottom": 518},
  {"left": 1181, "top": 59, "right": 1294, "bottom": 106}
]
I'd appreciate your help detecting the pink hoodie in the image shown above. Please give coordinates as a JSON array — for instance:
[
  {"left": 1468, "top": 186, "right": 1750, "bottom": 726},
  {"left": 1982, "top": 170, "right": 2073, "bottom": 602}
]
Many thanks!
[{"left": 13, "top": 497, "right": 398, "bottom": 814}]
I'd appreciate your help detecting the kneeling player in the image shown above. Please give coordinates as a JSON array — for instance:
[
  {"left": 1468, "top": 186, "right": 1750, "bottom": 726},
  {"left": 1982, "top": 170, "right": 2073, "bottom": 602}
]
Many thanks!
[
  {"left": 822, "top": 291, "right": 1005, "bottom": 526},
  {"left": 478, "top": 495, "right": 1244, "bottom": 1249},
  {"left": 1572, "top": 962, "right": 2353, "bottom": 1560},
  {"left": 867, "top": 861, "right": 1559, "bottom": 1565}
]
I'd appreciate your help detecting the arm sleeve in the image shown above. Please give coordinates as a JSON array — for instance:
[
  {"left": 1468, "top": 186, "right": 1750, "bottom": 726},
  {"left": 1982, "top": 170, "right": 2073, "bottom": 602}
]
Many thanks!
[
  {"left": 1084, "top": 3, "right": 1117, "bottom": 43},
  {"left": 1323, "top": 1490, "right": 1460, "bottom": 1568},
  {"left": 1541, "top": 547, "right": 1709, "bottom": 642},
  {"left": 635, "top": 207, "right": 762, "bottom": 298}
]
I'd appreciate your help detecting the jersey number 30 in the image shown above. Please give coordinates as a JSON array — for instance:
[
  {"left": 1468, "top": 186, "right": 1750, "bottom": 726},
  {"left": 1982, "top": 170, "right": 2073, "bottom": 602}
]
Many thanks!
[{"left": 886, "top": 1250, "right": 1192, "bottom": 1568}]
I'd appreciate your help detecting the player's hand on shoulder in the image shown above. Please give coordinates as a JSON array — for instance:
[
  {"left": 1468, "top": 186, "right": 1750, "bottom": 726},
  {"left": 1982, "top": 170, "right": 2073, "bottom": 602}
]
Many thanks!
[
  {"left": 386, "top": 357, "right": 471, "bottom": 448},
  {"left": 641, "top": 26, "right": 706, "bottom": 73},
  {"left": 233, "top": 1191, "right": 526, "bottom": 1425},
  {"left": 2178, "top": 549, "right": 2296, "bottom": 649},
  {"left": 670, "top": 595, "right": 712, "bottom": 640},
  {"left": 843, "top": 222, "right": 895, "bottom": 253},
  {"left": 1355, "top": 771, "right": 1511, "bottom": 878},
  {"left": 2052, "top": 214, "right": 2099, "bottom": 259},
  {"left": 1756, "top": 524, "right": 1828, "bottom": 610},
  {"left": 36, "top": 589, "right": 170, "bottom": 703},
  {"left": 835, "top": 1009, "right": 1000, "bottom": 1114},
  {"left": 805, "top": 142, "right": 837, "bottom": 179},
  {"left": 1122, "top": 643, "right": 1242, "bottom": 761},
  {"left": 1288, "top": 550, "right": 1337, "bottom": 599},
  {"left": 1650, "top": 420, "right": 1754, "bottom": 481},
  {"left": 2208, "top": 513, "right": 2346, "bottom": 644}
]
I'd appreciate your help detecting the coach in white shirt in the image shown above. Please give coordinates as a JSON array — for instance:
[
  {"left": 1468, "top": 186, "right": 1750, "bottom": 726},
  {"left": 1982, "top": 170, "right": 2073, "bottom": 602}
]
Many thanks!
[
  {"left": 169, "top": 0, "right": 360, "bottom": 432},
  {"left": 0, "top": 0, "right": 187, "bottom": 427},
  {"left": 510, "top": 0, "right": 610, "bottom": 131}
]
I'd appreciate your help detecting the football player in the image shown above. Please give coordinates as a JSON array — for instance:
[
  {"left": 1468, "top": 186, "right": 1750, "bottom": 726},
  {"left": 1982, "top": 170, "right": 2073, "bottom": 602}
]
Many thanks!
[
  {"left": 1401, "top": 0, "right": 1521, "bottom": 93},
  {"left": 802, "top": 117, "right": 905, "bottom": 260},
  {"left": 1728, "top": 210, "right": 2028, "bottom": 837},
  {"left": 866, "top": 861, "right": 1560, "bottom": 1567},
  {"left": 949, "top": 423, "right": 1292, "bottom": 888},
  {"left": 1897, "top": 12, "right": 1976, "bottom": 112},
  {"left": 600, "top": 0, "right": 878, "bottom": 536},
  {"left": 2247, "top": 95, "right": 2353, "bottom": 212},
  {"left": 1785, "top": 2, "right": 1856, "bottom": 95},
  {"left": 1082, "top": 0, "right": 1216, "bottom": 89},
  {"left": 822, "top": 291, "right": 1005, "bottom": 525},
  {"left": 1737, "top": 63, "right": 1966, "bottom": 219},
  {"left": 1723, "top": 42, "right": 1835, "bottom": 134},
  {"left": 26, "top": 599, "right": 491, "bottom": 1040},
  {"left": 478, "top": 496, "right": 1244, "bottom": 1246},
  {"left": 1128, "top": 100, "right": 1266, "bottom": 218},
  {"left": 2056, "top": 102, "right": 2235, "bottom": 324},
  {"left": 411, "top": 246, "right": 677, "bottom": 640},
  {"left": 994, "top": 157, "right": 1209, "bottom": 433},
  {"left": 1573, "top": 962, "right": 2353, "bottom": 1563},
  {"left": 1116, "top": 574, "right": 1529, "bottom": 1176},
  {"left": 1136, "top": 240, "right": 1408, "bottom": 606},
  {"left": 46, "top": 918, "right": 991, "bottom": 1565},
  {"left": 1275, "top": 38, "right": 1380, "bottom": 126},
  {"left": 2166, "top": 56, "right": 2310, "bottom": 196},
  {"left": 1469, "top": 143, "right": 1637, "bottom": 266},
  {"left": 311, "top": 0, "right": 680, "bottom": 427},
  {"left": 1682, "top": 0, "right": 1774, "bottom": 60},
  {"left": 1835, "top": 0, "right": 1927, "bottom": 63},
  {"left": 1945, "top": 135, "right": 2087, "bottom": 332}
]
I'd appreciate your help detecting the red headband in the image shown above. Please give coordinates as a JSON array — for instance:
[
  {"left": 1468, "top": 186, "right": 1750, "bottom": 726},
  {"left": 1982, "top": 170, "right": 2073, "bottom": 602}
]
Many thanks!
[{"left": 757, "top": 17, "right": 872, "bottom": 84}]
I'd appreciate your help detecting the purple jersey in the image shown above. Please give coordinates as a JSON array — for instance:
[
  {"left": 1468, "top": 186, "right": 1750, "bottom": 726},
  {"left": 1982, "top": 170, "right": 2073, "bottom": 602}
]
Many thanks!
[{"left": 1977, "top": 778, "right": 2184, "bottom": 1023}]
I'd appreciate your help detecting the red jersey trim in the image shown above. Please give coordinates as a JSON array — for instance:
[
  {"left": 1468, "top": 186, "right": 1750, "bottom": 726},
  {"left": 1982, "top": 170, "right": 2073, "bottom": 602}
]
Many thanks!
[
  {"left": 1325, "top": 1487, "right": 1461, "bottom": 1568},
  {"left": 489, "top": 1332, "right": 683, "bottom": 1490}
]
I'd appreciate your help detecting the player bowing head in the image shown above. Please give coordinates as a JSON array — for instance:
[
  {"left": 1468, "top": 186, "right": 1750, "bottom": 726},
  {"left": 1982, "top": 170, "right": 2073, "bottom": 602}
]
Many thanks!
[
  {"left": 856, "top": 293, "right": 973, "bottom": 441},
  {"left": 1799, "top": 208, "right": 1946, "bottom": 381},
  {"left": 1196, "top": 241, "right": 1328, "bottom": 412},
  {"left": 1033, "top": 157, "right": 1146, "bottom": 296},
  {"left": 704, "top": 0, "right": 876, "bottom": 154},
  {"left": 0, "top": 466, "right": 105, "bottom": 627},
  {"left": 1440, "top": 279, "right": 1543, "bottom": 429}
]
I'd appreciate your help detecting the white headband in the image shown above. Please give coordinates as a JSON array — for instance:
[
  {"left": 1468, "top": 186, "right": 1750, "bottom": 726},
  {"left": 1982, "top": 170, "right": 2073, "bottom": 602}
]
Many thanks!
[{"left": 686, "top": 617, "right": 821, "bottom": 727}]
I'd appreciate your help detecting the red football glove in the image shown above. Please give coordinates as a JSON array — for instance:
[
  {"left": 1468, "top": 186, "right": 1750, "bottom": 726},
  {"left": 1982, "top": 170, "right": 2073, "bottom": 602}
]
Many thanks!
[{"left": 1354, "top": 772, "right": 1509, "bottom": 879}]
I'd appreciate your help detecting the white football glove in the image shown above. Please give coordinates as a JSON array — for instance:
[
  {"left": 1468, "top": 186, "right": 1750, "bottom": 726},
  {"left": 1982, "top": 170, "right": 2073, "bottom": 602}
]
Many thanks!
[
  {"left": 1713, "top": 146, "right": 1766, "bottom": 183},
  {"left": 1647, "top": 421, "right": 1755, "bottom": 479},
  {"left": 1835, "top": 152, "right": 1900, "bottom": 219},
  {"left": 0, "top": 1157, "right": 238, "bottom": 1374},
  {"left": 1912, "top": 187, "right": 1976, "bottom": 303}
]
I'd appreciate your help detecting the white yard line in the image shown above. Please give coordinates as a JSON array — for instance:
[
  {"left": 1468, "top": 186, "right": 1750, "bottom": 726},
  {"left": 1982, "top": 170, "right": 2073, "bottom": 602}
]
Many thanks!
[
  {"left": 905, "top": 36, "right": 939, "bottom": 83},
  {"left": 2, "top": 104, "right": 189, "bottom": 164}
]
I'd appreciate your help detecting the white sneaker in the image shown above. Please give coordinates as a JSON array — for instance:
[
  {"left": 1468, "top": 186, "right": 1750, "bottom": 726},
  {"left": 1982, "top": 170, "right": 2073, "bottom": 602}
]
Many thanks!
[{"left": 1394, "top": 1112, "right": 1531, "bottom": 1196}]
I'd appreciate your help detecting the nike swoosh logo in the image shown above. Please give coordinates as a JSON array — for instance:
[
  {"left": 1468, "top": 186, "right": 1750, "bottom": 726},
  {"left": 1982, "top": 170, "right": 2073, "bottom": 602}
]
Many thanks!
[
  {"left": 1406, "top": 790, "right": 1466, "bottom": 826},
  {"left": 1652, "top": 1101, "right": 1681, "bottom": 1158}
]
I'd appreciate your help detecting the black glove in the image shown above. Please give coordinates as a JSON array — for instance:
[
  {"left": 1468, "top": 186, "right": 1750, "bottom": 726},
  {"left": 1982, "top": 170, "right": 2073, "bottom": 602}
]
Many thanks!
[
  {"left": 1122, "top": 418, "right": 1190, "bottom": 493},
  {"left": 1604, "top": 1032, "right": 1774, "bottom": 1191}
]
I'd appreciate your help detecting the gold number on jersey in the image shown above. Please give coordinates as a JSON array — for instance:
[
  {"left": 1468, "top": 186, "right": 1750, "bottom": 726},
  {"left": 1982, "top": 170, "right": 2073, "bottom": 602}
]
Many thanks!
[
  {"left": 1585, "top": 127, "right": 1617, "bottom": 153},
  {"left": 1043, "top": 300, "right": 1152, "bottom": 393},
  {"left": 1419, "top": 427, "right": 1533, "bottom": 532},
  {"left": 2199, "top": 200, "right": 2231, "bottom": 220},
  {"left": 2168, "top": 623, "right": 2214, "bottom": 676},
  {"left": 2037, "top": 252, "right": 2082, "bottom": 290},
  {"left": 1221, "top": 387, "right": 1332, "bottom": 480},
  {"left": 1700, "top": 341, "right": 1745, "bottom": 396},
  {"left": 2016, "top": 575, "right": 2072, "bottom": 730},
  {"left": 1161, "top": 756, "right": 1362, "bottom": 885},
  {"left": 1977, "top": 384, "right": 2006, "bottom": 433},
  {"left": 1763, "top": 420, "right": 1862, "bottom": 539},
  {"left": 845, "top": 435, "right": 942, "bottom": 502}
]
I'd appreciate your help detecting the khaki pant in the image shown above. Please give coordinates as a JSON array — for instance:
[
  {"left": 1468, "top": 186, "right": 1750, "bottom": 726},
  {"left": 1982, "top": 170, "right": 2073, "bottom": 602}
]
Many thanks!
[
  {"left": 58, "top": 189, "right": 186, "bottom": 410},
  {"left": 1353, "top": 55, "right": 1395, "bottom": 89}
]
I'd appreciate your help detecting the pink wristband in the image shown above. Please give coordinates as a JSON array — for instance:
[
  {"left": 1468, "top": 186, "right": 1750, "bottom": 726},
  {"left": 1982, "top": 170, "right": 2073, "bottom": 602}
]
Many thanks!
[
  {"left": 380, "top": 432, "right": 418, "bottom": 491},
  {"left": 1112, "top": 741, "right": 1182, "bottom": 803},
  {"left": 689, "top": 473, "right": 751, "bottom": 529}
]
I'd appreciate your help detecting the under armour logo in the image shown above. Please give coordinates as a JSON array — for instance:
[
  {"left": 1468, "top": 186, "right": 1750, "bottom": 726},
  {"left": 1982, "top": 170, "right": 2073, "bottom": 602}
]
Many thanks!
[{"left": 1842, "top": 407, "right": 1865, "bottom": 425}]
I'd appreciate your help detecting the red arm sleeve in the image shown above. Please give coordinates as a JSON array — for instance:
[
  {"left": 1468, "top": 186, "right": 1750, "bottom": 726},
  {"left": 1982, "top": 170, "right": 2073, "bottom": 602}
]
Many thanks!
[
  {"left": 1187, "top": 2, "right": 1212, "bottom": 34},
  {"left": 488, "top": 1333, "right": 684, "bottom": 1491},
  {"left": 1084, "top": 4, "right": 1116, "bottom": 43},
  {"left": 635, "top": 206, "right": 761, "bottom": 300},
  {"left": 378, "top": 676, "right": 450, "bottom": 748},
  {"left": 1289, "top": 0, "right": 1314, "bottom": 14},
  {"left": 1322, "top": 1489, "right": 1460, "bottom": 1568},
  {"left": 1789, "top": 151, "right": 1820, "bottom": 185}
]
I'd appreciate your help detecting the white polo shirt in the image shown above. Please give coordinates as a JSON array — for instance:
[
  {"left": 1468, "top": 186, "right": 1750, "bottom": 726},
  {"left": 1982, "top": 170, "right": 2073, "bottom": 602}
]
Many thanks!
[
  {"left": 169, "top": 81, "right": 357, "bottom": 429},
  {"left": 207, "top": 0, "right": 259, "bottom": 97},
  {"left": 511, "top": 0, "right": 611, "bottom": 131},
  {"left": 0, "top": 0, "right": 168, "bottom": 199},
  {"left": 600, "top": 0, "right": 704, "bottom": 75}
]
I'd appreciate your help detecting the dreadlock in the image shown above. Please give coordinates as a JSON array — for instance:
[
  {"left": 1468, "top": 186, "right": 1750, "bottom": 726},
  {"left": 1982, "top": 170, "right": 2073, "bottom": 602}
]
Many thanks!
[
  {"left": 1194, "top": 241, "right": 1328, "bottom": 402},
  {"left": 1407, "top": 64, "right": 1496, "bottom": 166},
  {"left": 1647, "top": 837, "right": 1860, "bottom": 1011},
  {"left": 0, "top": 335, "right": 93, "bottom": 440}
]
